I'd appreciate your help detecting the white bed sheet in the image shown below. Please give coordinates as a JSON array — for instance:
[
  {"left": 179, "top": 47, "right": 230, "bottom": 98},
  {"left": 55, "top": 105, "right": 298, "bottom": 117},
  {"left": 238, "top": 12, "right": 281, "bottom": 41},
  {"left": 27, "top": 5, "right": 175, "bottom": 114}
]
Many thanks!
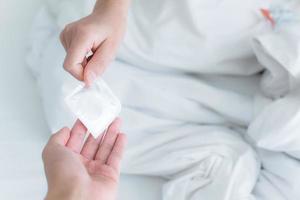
[{"left": 0, "top": 0, "right": 163, "bottom": 199}]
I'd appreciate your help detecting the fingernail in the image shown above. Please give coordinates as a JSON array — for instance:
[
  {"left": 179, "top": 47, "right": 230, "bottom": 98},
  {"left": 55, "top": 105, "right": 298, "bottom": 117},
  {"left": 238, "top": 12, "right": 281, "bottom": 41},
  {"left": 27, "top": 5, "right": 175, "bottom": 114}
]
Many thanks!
[{"left": 86, "top": 72, "right": 97, "bottom": 86}]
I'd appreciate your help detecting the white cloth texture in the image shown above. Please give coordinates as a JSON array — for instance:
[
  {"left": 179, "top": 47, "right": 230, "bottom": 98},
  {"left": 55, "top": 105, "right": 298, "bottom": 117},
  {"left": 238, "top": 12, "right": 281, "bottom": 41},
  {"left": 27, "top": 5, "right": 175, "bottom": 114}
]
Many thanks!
[{"left": 26, "top": 0, "right": 300, "bottom": 199}]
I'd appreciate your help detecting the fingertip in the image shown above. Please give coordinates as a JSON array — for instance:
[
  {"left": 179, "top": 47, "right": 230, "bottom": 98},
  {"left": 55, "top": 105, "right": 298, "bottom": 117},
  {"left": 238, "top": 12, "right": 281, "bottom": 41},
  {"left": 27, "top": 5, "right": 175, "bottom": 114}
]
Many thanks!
[
  {"left": 108, "top": 118, "right": 122, "bottom": 134},
  {"left": 118, "top": 132, "right": 127, "bottom": 139},
  {"left": 59, "top": 31, "right": 65, "bottom": 45},
  {"left": 84, "top": 70, "right": 97, "bottom": 87},
  {"left": 66, "top": 120, "right": 88, "bottom": 153},
  {"left": 60, "top": 32, "right": 67, "bottom": 50},
  {"left": 114, "top": 117, "right": 122, "bottom": 127},
  {"left": 72, "top": 119, "right": 87, "bottom": 132},
  {"left": 60, "top": 126, "right": 71, "bottom": 133},
  {"left": 52, "top": 127, "right": 70, "bottom": 138},
  {"left": 83, "top": 54, "right": 106, "bottom": 86},
  {"left": 50, "top": 127, "right": 71, "bottom": 145},
  {"left": 117, "top": 133, "right": 128, "bottom": 147}
]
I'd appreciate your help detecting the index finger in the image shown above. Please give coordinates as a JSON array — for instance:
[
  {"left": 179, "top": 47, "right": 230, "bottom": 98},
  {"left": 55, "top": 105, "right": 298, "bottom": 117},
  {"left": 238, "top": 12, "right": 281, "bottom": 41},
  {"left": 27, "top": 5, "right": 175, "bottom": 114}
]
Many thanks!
[{"left": 63, "top": 38, "right": 91, "bottom": 81}]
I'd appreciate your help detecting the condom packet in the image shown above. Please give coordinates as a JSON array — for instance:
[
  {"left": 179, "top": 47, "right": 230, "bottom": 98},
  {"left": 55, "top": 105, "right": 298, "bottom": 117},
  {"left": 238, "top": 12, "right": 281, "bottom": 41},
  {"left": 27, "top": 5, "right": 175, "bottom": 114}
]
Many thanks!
[{"left": 65, "top": 78, "right": 121, "bottom": 138}]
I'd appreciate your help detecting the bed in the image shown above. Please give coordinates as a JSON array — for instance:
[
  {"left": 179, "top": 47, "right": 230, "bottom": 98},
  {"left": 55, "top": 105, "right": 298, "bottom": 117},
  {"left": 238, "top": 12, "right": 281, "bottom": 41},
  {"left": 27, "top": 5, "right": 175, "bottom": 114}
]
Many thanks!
[
  {"left": 0, "top": 0, "right": 163, "bottom": 199},
  {"left": 3, "top": 1, "right": 300, "bottom": 199}
]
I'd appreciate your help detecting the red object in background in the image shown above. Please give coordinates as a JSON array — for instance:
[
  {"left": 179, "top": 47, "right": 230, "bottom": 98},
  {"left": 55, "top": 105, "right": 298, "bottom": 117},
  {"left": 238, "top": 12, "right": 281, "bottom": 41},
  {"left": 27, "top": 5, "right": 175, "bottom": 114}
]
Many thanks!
[{"left": 261, "top": 8, "right": 276, "bottom": 27}]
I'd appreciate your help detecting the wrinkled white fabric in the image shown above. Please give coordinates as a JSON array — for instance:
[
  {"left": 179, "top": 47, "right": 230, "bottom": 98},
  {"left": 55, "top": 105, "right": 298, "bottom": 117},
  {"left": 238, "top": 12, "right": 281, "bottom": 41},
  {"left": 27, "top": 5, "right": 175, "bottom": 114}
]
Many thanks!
[
  {"left": 252, "top": 12, "right": 300, "bottom": 98},
  {"left": 27, "top": 0, "right": 300, "bottom": 199},
  {"left": 65, "top": 79, "right": 121, "bottom": 138},
  {"left": 252, "top": 149, "right": 300, "bottom": 199},
  {"left": 121, "top": 125, "right": 259, "bottom": 200}
]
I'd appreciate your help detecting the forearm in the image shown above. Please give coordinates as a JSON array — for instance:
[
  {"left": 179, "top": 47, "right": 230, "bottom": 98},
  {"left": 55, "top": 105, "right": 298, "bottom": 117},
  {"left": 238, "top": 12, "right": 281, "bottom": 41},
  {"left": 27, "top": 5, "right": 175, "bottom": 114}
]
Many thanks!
[{"left": 94, "top": 0, "right": 131, "bottom": 16}]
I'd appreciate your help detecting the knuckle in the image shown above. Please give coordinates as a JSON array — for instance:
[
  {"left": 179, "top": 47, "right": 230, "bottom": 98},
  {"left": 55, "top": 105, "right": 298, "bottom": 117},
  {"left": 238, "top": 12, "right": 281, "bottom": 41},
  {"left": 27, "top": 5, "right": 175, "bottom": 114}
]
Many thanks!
[
  {"left": 108, "top": 39, "right": 119, "bottom": 49},
  {"left": 59, "top": 32, "right": 64, "bottom": 42},
  {"left": 63, "top": 59, "right": 72, "bottom": 71},
  {"left": 62, "top": 23, "right": 75, "bottom": 37},
  {"left": 76, "top": 25, "right": 90, "bottom": 35},
  {"left": 64, "top": 23, "right": 72, "bottom": 31},
  {"left": 41, "top": 145, "right": 50, "bottom": 160},
  {"left": 63, "top": 62, "right": 70, "bottom": 71}
]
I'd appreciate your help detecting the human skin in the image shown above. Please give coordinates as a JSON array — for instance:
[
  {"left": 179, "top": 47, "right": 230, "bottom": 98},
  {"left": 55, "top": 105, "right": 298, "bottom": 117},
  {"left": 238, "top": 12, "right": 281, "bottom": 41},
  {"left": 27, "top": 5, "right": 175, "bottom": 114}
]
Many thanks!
[
  {"left": 60, "top": 0, "right": 131, "bottom": 86},
  {"left": 42, "top": 118, "right": 127, "bottom": 200}
]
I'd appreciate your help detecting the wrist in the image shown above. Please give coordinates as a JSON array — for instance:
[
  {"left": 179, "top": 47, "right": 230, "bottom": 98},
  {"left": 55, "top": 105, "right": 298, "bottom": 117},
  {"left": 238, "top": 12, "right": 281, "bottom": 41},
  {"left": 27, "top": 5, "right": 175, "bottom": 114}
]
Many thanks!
[{"left": 45, "top": 182, "right": 87, "bottom": 200}]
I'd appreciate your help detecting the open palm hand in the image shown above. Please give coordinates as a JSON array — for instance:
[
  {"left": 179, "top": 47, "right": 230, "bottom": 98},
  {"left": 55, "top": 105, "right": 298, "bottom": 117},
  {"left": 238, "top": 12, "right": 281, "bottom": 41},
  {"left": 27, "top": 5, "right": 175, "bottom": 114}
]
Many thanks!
[{"left": 42, "top": 118, "right": 126, "bottom": 200}]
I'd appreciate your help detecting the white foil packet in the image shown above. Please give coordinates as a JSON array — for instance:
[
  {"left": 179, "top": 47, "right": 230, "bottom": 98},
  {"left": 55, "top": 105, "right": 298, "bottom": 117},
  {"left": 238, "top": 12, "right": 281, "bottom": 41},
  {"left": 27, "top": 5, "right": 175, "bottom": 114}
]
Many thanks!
[{"left": 65, "top": 78, "right": 121, "bottom": 138}]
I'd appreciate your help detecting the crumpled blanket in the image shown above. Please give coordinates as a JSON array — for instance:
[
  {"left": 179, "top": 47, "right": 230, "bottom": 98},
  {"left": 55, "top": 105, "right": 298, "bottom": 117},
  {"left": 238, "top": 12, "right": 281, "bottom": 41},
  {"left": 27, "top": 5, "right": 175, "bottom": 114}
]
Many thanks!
[{"left": 27, "top": 0, "right": 300, "bottom": 199}]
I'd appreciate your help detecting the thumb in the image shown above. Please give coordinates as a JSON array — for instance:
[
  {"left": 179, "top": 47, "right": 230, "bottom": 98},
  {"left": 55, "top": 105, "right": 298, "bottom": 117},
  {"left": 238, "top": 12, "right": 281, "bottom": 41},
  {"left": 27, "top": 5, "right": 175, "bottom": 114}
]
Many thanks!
[
  {"left": 49, "top": 127, "right": 71, "bottom": 146},
  {"left": 63, "top": 38, "right": 91, "bottom": 81},
  {"left": 84, "top": 40, "right": 117, "bottom": 86}
]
